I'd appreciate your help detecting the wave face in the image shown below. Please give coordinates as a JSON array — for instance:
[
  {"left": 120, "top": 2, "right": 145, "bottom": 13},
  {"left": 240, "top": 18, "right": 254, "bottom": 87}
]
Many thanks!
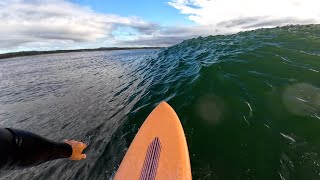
[
  {"left": 120, "top": 24, "right": 320, "bottom": 180},
  {"left": 0, "top": 25, "right": 320, "bottom": 179}
]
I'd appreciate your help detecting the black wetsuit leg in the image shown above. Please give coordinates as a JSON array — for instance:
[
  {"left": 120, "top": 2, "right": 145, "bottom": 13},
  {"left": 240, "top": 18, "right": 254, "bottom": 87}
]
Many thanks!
[{"left": 0, "top": 128, "right": 72, "bottom": 170}]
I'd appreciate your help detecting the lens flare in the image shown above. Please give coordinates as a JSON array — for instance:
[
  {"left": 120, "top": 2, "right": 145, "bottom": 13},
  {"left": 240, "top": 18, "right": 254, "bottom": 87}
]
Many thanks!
[
  {"left": 195, "top": 95, "right": 225, "bottom": 125},
  {"left": 283, "top": 83, "right": 320, "bottom": 117}
]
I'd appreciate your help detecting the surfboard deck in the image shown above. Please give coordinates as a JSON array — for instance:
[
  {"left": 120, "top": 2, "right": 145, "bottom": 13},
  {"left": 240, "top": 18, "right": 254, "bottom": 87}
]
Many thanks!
[{"left": 114, "top": 102, "right": 192, "bottom": 180}]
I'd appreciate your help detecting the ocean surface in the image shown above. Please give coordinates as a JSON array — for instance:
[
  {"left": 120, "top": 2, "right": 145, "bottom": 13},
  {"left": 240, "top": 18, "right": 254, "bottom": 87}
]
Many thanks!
[{"left": 0, "top": 25, "right": 320, "bottom": 180}]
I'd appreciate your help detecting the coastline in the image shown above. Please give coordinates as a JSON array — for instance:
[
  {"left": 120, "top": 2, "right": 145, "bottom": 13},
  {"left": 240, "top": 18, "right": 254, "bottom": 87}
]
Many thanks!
[{"left": 0, "top": 47, "right": 163, "bottom": 60}]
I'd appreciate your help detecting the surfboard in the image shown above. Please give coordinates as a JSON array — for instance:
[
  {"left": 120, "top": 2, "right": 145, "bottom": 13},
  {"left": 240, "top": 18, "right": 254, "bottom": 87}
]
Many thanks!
[{"left": 114, "top": 102, "right": 192, "bottom": 180}]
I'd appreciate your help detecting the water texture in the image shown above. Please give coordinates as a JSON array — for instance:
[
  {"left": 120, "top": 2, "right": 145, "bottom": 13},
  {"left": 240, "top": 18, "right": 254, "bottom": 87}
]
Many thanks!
[{"left": 0, "top": 25, "right": 320, "bottom": 179}]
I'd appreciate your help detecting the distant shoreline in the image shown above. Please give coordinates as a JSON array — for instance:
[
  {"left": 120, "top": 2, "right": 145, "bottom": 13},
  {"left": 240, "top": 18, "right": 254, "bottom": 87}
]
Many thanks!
[{"left": 0, "top": 47, "right": 163, "bottom": 60}]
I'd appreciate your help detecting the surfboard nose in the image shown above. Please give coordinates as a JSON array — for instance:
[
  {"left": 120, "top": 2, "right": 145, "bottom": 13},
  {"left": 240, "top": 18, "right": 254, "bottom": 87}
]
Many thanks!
[{"left": 114, "top": 101, "right": 191, "bottom": 180}]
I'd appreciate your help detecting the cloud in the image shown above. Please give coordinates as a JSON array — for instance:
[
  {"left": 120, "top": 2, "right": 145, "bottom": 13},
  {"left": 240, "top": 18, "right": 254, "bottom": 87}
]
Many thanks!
[
  {"left": 1, "top": 0, "right": 320, "bottom": 52},
  {"left": 114, "top": 26, "right": 218, "bottom": 47},
  {"left": 0, "top": 0, "right": 158, "bottom": 51},
  {"left": 168, "top": 0, "right": 320, "bottom": 32},
  {"left": 107, "top": 0, "right": 320, "bottom": 46},
  {"left": 118, "top": 0, "right": 320, "bottom": 47}
]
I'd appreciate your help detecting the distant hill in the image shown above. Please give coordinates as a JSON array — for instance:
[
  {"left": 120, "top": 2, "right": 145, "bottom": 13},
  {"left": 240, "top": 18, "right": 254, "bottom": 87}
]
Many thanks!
[{"left": 0, "top": 47, "right": 163, "bottom": 60}]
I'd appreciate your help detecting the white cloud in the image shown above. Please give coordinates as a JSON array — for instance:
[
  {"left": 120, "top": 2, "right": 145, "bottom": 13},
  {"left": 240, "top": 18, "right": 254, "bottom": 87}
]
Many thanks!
[
  {"left": 1, "top": 0, "right": 320, "bottom": 52},
  {"left": 120, "top": 0, "right": 320, "bottom": 47},
  {"left": 114, "top": 26, "right": 219, "bottom": 47},
  {"left": 0, "top": 0, "right": 157, "bottom": 52},
  {"left": 168, "top": 0, "right": 320, "bottom": 32}
]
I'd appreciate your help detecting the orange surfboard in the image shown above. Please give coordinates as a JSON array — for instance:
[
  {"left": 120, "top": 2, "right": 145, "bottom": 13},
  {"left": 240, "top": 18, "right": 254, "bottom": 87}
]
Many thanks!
[{"left": 114, "top": 102, "right": 192, "bottom": 180}]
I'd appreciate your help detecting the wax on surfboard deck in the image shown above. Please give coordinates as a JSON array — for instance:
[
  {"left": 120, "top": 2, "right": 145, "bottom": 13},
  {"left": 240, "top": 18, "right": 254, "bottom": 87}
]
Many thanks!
[{"left": 114, "top": 102, "right": 192, "bottom": 180}]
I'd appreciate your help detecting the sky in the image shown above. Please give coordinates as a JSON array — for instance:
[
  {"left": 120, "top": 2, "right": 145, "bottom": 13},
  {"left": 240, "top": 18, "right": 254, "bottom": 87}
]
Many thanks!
[{"left": 1, "top": 0, "right": 320, "bottom": 53}]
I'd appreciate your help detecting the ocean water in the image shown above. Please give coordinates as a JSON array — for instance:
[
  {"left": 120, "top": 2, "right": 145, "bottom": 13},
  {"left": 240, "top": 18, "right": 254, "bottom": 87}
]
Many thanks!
[{"left": 0, "top": 25, "right": 320, "bottom": 179}]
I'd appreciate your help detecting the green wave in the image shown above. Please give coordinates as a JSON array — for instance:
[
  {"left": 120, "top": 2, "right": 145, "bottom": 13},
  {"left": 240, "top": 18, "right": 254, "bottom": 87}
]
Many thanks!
[{"left": 124, "top": 24, "right": 320, "bottom": 179}]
